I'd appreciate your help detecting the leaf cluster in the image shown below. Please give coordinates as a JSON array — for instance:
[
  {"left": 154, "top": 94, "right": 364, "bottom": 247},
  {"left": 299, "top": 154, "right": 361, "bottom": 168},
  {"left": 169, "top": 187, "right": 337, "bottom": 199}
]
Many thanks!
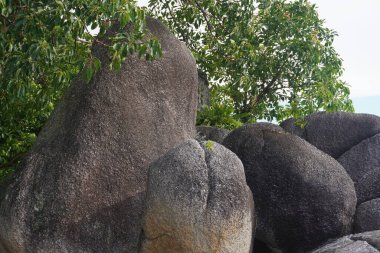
[
  {"left": 150, "top": 0, "right": 354, "bottom": 127},
  {"left": 0, "top": 0, "right": 162, "bottom": 181}
]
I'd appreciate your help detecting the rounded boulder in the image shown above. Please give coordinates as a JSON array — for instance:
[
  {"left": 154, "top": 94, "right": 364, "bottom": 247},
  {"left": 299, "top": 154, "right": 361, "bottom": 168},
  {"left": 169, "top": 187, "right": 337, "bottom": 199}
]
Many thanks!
[
  {"left": 140, "top": 139, "right": 254, "bottom": 253},
  {"left": 223, "top": 123, "right": 357, "bottom": 253}
]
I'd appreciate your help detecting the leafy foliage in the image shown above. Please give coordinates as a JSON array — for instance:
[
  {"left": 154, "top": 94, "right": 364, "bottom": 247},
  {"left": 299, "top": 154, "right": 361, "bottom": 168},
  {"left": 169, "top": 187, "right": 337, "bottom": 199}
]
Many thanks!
[
  {"left": 150, "top": 0, "right": 354, "bottom": 127},
  {"left": 0, "top": 0, "right": 162, "bottom": 181}
]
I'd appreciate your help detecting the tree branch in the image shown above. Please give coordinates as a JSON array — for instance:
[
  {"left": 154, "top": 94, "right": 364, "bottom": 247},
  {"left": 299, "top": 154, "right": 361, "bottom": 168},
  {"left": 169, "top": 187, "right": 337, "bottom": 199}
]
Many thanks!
[{"left": 191, "top": 0, "right": 213, "bottom": 32}]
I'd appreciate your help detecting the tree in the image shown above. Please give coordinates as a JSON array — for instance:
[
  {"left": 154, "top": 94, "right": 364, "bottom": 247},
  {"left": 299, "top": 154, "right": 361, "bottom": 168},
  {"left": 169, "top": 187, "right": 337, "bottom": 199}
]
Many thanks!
[
  {"left": 149, "top": 0, "right": 354, "bottom": 127},
  {"left": 0, "top": 0, "right": 162, "bottom": 183}
]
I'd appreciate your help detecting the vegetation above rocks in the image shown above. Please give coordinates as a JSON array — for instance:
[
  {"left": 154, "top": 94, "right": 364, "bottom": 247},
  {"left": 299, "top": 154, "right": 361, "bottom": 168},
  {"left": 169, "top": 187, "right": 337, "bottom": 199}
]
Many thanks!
[{"left": 0, "top": 0, "right": 353, "bottom": 182}]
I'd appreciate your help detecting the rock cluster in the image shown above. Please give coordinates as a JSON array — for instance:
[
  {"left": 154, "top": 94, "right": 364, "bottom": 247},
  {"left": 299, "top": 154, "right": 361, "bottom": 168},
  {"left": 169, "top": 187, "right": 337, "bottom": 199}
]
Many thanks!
[{"left": 0, "top": 16, "right": 379, "bottom": 253}]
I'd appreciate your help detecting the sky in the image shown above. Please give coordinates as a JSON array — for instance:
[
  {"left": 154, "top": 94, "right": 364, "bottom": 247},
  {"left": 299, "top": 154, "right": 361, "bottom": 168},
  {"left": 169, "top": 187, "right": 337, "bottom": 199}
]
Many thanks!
[{"left": 137, "top": 0, "right": 380, "bottom": 115}]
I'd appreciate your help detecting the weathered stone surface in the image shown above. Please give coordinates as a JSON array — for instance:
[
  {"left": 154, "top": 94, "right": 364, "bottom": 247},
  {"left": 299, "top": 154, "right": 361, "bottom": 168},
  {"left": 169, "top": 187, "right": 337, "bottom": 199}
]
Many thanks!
[
  {"left": 140, "top": 139, "right": 254, "bottom": 253},
  {"left": 197, "top": 70, "right": 210, "bottom": 109},
  {"left": 223, "top": 123, "right": 357, "bottom": 253},
  {"left": 338, "top": 133, "right": 380, "bottom": 181},
  {"left": 356, "top": 169, "right": 380, "bottom": 204},
  {"left": 0, "top": 17, "right": 197, "bottom": 253},
  {"left": 280, "top": 112, "right": 380, "bottom": 158},
  {"left": 196, "top": 126, "right": 231, "bottom": 144},
  {"left": 310, "top": 230, "right": 380, "bottom": 253},
  {"left": 355, "top": 199, "right": 380, "bottom": 233}
]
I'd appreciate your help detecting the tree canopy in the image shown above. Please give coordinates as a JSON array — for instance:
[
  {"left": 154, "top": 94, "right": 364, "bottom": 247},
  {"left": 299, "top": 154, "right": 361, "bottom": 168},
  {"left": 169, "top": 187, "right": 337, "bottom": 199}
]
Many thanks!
[
  {"left": 150, "top": 0, "right": 353, "bottom": 128},
  {"left": 0, "top": 0, "right": 353, "bottom": 182}
]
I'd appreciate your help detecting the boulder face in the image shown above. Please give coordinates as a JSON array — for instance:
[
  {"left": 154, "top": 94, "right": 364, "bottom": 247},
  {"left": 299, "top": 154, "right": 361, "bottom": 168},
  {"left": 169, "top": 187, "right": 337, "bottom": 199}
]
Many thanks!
[
  {"left": 280, "top": 112, "right": 380, "bottom": 158},
  {"left": 0, "top": 18, "right": 198, "bottom": 253},
  {"left": 196, "top": 126, "right": 231, "bottom": 144},
  {"left": 355, "top": 199, "right": 380, "bottom": 233},
  {"left": 140, "top": 140, "right": 254, "bottom": 253},
  {"left": 310, "top": 230, "right": 380, "bottom": 253},
  {"left": 338, "top": 133, "right": 380, "bottom": 204},
  {"left": 356, "top": 169, "right": 380, "bottom": 204},
  {"left": 223, "top": 123, "right": 357, "bottom": 253}
]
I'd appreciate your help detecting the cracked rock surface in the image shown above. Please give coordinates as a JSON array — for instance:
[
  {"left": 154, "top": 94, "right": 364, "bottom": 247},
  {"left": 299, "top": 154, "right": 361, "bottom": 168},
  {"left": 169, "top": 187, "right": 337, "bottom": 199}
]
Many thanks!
[
  {"left": 310, "top": 230, "right": 380, "bottom": 253},
  {"left": 223, "top": 123, "right": 357, "bottom": 253},
  {"left": 140, "top": 139, "right": 254, "bottom": 253}
]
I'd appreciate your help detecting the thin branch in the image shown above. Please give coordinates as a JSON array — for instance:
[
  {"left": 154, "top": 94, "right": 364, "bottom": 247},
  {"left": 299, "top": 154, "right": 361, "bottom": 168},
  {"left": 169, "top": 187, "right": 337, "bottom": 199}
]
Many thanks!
[{"left": 192, "top": 0, "right": 213, "bottom": 32}]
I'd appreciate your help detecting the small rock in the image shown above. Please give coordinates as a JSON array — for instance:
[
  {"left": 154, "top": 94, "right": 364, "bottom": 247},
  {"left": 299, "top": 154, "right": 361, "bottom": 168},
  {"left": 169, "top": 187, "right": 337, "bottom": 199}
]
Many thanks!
[
  {"left": 355, "top": 199, "right": 380, "bottom": 233},
  {"left": 196, "top": 126, "right": 231, "bottom": 143}
]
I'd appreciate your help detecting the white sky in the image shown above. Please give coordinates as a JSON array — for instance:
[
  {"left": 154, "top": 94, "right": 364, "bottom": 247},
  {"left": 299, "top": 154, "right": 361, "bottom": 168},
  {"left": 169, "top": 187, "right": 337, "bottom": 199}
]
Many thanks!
[
  {"left": 138, "top": 0, "right": 380, "bottom": 98},
  {"left": 309, "top": 0, "right": 380, "bottom": 98}
]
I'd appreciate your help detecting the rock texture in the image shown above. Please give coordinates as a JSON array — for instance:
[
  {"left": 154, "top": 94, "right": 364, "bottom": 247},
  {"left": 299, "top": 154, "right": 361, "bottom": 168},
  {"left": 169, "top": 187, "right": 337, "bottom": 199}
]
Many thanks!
[
  {"left": 0, "top": 18, "right": 197, "bottom": 253},
  {"left": 140, "top": 139, "right": 254, "bottom": 253},
  {"left": 356, "top": 170, "right": 380, "bottom": 204},
  {"left": 196, "top": 126, "right": 231, "bottom": 144},
  {"left": 223, "top": 123, "right": 357, "bottom": 253},
  {"left": 310, "top": 230, "right": 380, "bottom": 253},
  {"left": 338, "top": 133, "right": 380, "bottom": 204},
  {"left": 355, "top": 199, "right": 380, "bottom": 233},
  {"left": 197, "top": 70, "right": 210, "bottom": 109},
  {"left": 280, "top": 112, "right": 380, "bottom": 158}
]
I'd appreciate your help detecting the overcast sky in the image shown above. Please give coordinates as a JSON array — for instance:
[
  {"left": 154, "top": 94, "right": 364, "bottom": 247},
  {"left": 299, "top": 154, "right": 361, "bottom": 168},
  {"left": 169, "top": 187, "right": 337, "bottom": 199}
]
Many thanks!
[
  {"left": 137, "top": 0, "right": 380, "bottom": 113},
  {"left": 309, "top": 0, "right": 380, "bottom": 98}
]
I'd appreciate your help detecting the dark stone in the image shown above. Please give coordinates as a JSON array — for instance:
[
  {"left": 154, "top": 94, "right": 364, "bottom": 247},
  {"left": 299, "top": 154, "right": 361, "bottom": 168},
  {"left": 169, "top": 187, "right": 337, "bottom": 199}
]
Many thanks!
[
  {"left": 253, "top": 239, "right": 274, "bottom": 253},
  {"left": 337, "top": 133, "right": 380, "bottom": 204},
  {"left": 281, "top": 112, "right": 380, "bottom": 158},
  {"left": 310, "top": 230, "right": 380, "bottom": 253},
  {"left": 355, "top": 199, "right": 380, "bottom": 233},
  {"left": 140, "top": 140, "right": 254, "bottom": 253},
  {"left": 196, "top": 125, "right": 231, "bottom": 143},
  {"left": 356, "top": 169, "right": 380, "bottom": 204},
  {"left": 0, "top": 17, "right": 197, "bottom": 253},
  {"left": 223, "top": 123, "right": 357, "bottom": 253}
]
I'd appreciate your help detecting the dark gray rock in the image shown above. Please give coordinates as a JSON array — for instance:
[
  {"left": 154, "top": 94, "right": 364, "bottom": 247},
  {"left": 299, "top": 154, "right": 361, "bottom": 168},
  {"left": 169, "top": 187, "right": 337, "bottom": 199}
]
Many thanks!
[
  {"left": 356, "top": 169, "right": 380, "bottom": 204},
  {"left": 310, "top": 230, "right": 380, "bottom": 253},
  {"left": 223, "top": 123, "right": 357, "bottom": 253},
  {"left": 355, "top": 199, "right": 380, "bottom": 233},
  {"left": 196, "top": 125, "right": 231, "bottom": 143},
  {"left": 338, "top": 133, "right": 380, "bottom": 183},
  {"left": 0, "top": 18, "right": 197, "bottom": 253},
  {"left": 253, "top": 239, "right": 274, "bottom": 253},
  {"left": 281, "top": 112, "right": 380, "bottom": 158},
  {"left": 140, "top": 140, "right": 254, "bottom": 253}
]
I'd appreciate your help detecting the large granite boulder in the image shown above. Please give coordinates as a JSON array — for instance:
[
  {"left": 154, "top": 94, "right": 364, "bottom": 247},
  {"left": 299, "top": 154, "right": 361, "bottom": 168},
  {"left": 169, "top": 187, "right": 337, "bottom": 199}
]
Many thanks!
[
  {"left": 196, "top": 126, "right": 231, "bottom": 144},
  {"left": 338, "top": 133, "right": 380, "bottom": 204},
  {"left": 223, "top": 123, "right": 357, "bottom": 253},
  {"left": 355, "top": 199, "right": 380, "bottom": 233},
  {"left": 280, "top": 112, "right": 380, "bottom": 158},
  {"left": 0, "top": 18, "right": 198, "bottom": 253},
  {"left": 140, "top": 140, "right": 254, "bottom": 253},
  {"left": 310, "top": 230, "right": 380, "bottom": 253}
]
